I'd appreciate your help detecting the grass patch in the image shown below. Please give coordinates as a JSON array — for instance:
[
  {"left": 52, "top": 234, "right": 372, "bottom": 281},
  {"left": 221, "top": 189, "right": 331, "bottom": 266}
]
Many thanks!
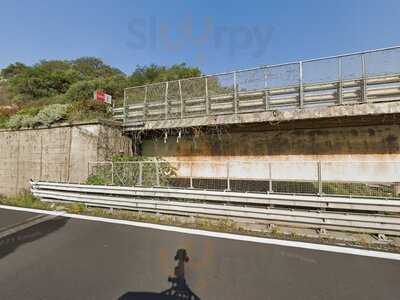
[{"left": 0, "top": 191, "right": 52, "bottom": 210}]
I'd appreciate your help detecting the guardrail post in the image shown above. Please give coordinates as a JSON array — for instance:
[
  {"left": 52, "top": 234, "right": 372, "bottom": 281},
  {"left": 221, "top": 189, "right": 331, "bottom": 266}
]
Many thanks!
[
  {"left": 226, "top": 162, "right": 231, "bottom": 191},
  {"left": 155, "top": 161, "right": 160, "bottom": 186},
  {"left": 178, "top": 80, "right": 184, "bottom": 119},
  {"left": 317, "top": 161, "right": 323, "bottom": 196},
  {"left": 361, "top": 54, "right": 368, "bottom": 102},
  {"left": 165, "top": 82, "right": 169, "bottom": 120},
  {"left": 233, "top": 71, "right": 238, "bottom": 114},
  {"left": 338, "top": 58, "right": 343, "bottom": 105},
  {"left": 268, "top": 162, "right": 273, "bottom": 193},
  {"left": 205, "top": 77, "right": 210, "bottom": 115},
  {"left": 138, "top": 162, "right": 143, "bottom": 186},
  {"left": 189, "top": 162, "right": 194, "bottom": 188},
  {"left": 299, "top": 61, "right": 304, "bottom": 109}
]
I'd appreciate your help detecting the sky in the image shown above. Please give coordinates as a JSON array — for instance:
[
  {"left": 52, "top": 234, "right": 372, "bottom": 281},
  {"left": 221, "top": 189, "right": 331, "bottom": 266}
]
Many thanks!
[{"left": 0, "top": 0, "right": 400, "bottom": 75}]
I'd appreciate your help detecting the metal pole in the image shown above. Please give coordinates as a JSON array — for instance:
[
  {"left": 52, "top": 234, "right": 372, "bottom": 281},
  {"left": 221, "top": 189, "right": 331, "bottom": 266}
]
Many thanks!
[
  {"left": 268, "top": 162, "right": 273, "bottom": 193},
  {"left": 111, "top": 162, "right": 114, "bottom": 185},
  {"left": 226, "top": 162, "right": 231, "bottom": 191},
  {"left": 179, "top": 80, "right": 184, "bottom": 119},
  {"left": 123, "top": 89, "right": 127, "bottom": 124},
  {"left": 361, "top": 54, "right": 368, "bottom": 102},
  {"left": 189, "top": 162, "right": 194, "bottom": 188},
  {"left": 165, "top": 82, "right": 169, "bottom": 120},
  {"left": 138, "top": 162, "right": 143, "bottom": 186},
  {"left": 155, "top": 161, "right": 160, "bottom": 186},
  {"left": 317, "top": 161, "right": 322, "bottom": 196},
  {"left": 143, "top": 86, "right": 148, "bottom": 121},
  {"left": 205, "top": 77, "right": 209, "bottom": 115},
  {"left": 233, "top": 72, "right": 238, "bottom": 114},
  {"left": 338, "top": 58, "right": 343, "bottom": 105},
  {"left": 264, "top": 68, "right": 269, "bottom": 111},
  {"left": 299, "top": 61, "right": 304, "bottom": 108}
]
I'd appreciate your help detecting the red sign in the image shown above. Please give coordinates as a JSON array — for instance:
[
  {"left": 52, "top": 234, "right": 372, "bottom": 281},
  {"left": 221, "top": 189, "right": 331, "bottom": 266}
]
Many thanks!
[{"left": 94, "top": 90, "right": 112, "bottom": 104}]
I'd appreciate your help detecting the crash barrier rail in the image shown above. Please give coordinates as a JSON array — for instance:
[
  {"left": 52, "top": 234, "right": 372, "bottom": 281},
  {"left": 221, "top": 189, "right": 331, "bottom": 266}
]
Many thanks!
[
  {"left": 87, "top": 160, "right": 400, "bottom": 199},
  {"left": 113, "top": 46, "right": 400, "bottom": 127},
  {"left": 31, "top": 181, "right": 400, "bottom": 236}
]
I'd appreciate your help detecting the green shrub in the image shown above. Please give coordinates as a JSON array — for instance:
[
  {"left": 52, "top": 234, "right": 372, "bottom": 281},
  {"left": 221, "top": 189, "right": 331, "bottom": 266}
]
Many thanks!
[
  {"left": 35, "top": 103, "right": 69, "bottom": 126},
  {"left": 6, "top": 103, "right": 69, "bottom": 129},
  {"left": 86, "top": 175, "right": 108, "bottom": 185},
  {"left": 67, "top": 99, "right": 110, "bottom": 121},
  {"left": 7, "top": 114, "right": 26, "bottom": 129},
  {"left": 0, "top": 114, "right": 9, "bottom": 128}
]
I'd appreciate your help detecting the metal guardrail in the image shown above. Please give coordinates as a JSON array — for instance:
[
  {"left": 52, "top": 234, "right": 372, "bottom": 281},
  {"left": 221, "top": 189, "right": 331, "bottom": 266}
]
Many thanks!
[
  {"left": 114, "top": 46, "right": 400, "bottom": 126},
  {"left": 31, "top": 181, "right": 400, "bottom": 236}
]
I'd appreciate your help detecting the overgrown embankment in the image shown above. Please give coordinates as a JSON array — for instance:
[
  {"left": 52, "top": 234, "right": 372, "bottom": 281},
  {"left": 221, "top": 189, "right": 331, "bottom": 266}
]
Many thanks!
[{"left": 0, "top": 59, "right": 201, "bottom": 129}]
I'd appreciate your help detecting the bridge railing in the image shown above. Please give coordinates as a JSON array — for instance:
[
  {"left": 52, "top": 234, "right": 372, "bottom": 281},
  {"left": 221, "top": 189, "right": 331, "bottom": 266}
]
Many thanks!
[
  {"left": 114, "top": 46, "right": 400, "bottom": 125},
  {"left": 87, "top": 160, "right": 400, "bottom": 199}
]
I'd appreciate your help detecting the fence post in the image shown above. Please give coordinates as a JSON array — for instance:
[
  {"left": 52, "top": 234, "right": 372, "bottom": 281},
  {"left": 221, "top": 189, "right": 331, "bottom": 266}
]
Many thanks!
[
  {"left": 268, "top": 162, "right": 273, "bottom": 193},
  {"left": 233, "top": 71, "right": 238, "bottom": 114},
  {"left": 87, "top": 162, "right": 90, "bottom": 180},
  {"left": 361, "top": 54, "right": 368, "bottom": 102},
  {"left": 155, "top": 161, "right": 160, "bottom": 186},
  {"left": 226, "top": 162, "right": 231, "bottom": 191},
  {"left": 143, "top": 86, "right": 148, "bottom": 121},
  {"left": 165, "top": 82, "right": 169, "bottom": 120},
  {"left": 111, "top": 162, "right": 114, "bottom": 185},
  {"left": 138, "top": 162, "right": 143, "bottom": 186},
  {"left": 179, "top": 80, "right": 184, "bottom": 119},
  {"left": 338, "top": 58, "right": 343, "bottom": 105},
  {"left": 299, "top": 61, "right": 304, "bottom": 109},
  {"left": 264, "top": 68, "right": 269, "bottom": 111},
  {"left": 317, "top": 161, "right": 323, "bottom": 196},
  {"left": 189, "top": 162, "right": 194, "bottom": 188},
  {"left": 123, "top": 89, "right": 127, "bottom": 125},
  {"left": 205, "top": 77, "right": 209, "bottom": 115}
]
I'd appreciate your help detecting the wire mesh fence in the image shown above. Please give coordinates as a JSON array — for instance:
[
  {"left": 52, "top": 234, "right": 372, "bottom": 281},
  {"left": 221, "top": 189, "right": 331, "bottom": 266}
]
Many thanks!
[
  {"left": 116, "top": 46, "right": 400, "bottom": 123},
  {"left": 87, "top": 160, "right": 400, "bottom": 199}
]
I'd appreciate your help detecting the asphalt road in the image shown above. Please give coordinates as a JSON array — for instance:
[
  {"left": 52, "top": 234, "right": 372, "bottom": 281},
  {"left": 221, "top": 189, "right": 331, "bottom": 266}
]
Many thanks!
[
  {"left": 0, "top": 207, "right": 399, "bottom": 300},
  {"left": 0, "top": 208, "right": 38, "bottom": 229}
]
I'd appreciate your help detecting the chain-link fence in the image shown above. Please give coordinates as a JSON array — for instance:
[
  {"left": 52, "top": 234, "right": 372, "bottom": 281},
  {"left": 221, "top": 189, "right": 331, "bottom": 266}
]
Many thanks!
[
  {"left": 116, "top": 46, "right": 400, "bottom": 122},
  {"left": 87, "top": 160, "right": 400, "bottom": 199}
]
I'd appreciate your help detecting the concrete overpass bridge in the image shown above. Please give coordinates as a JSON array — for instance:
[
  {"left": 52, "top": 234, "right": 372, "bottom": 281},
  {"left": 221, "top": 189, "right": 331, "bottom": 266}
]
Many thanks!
[
  {"left": 113, "top": 45, "right": 400, "bottom": 132},
  {"left": 112, "top": 46, "right": 400, "bottom": 185}
]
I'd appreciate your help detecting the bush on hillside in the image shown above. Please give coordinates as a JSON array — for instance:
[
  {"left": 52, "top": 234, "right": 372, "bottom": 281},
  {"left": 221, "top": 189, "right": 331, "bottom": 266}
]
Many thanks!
[
  {"left": 67, "top": 100, "right": 110, "bottom": 121},
  {"left": 35, "top": 104, "right": 69, "bottom": 126},
  {"left": 6, "top": 104, "right": 69, "bottom": 129}
]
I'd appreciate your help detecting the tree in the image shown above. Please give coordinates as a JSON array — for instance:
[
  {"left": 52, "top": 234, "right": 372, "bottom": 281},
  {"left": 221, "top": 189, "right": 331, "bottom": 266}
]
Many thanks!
[
  {"left": 72, "top": 57, "right": 123, "bottom": 79},
  {"left": 1, "top": 63, "right": 29, "bottom": 79},
  {"left": 129, "top": 63, "right": 201, "bottom": 86}
]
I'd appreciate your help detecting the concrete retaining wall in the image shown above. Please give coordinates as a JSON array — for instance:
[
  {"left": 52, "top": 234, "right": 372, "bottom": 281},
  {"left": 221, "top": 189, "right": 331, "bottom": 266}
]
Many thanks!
[
  {"left": 141, "top": 122, "right": 400, "bottom": 182},
  {"left": 0, "top": 122, "right": 131, "bottom": 196}
]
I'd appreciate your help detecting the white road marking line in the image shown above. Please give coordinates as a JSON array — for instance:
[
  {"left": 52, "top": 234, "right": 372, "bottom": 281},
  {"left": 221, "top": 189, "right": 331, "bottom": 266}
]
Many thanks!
[{"left": 1, "top": 204, "right": 400, "bottom": 261}]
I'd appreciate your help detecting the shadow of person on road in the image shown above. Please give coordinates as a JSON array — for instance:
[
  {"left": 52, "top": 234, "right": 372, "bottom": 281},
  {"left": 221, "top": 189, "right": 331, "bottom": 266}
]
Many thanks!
[
  {"left": 0, "top": 216, "right": 68, "bottom": 260},
  {"left": 118, "top": 249, "right": 201, "bottom": 300}
]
